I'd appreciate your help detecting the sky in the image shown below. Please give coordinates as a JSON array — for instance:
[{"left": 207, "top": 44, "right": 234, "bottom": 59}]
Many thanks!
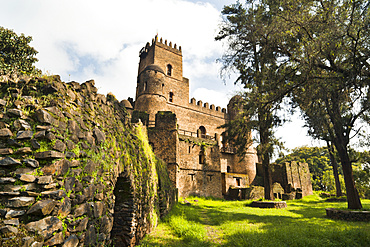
[{"left": 0, "top": 0, "right": 324, "bottom": 151}]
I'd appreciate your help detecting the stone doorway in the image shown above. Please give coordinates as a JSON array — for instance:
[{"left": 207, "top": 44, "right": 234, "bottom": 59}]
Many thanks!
[{"left": 111, "top": 174, "right": 135, "bottom": 247}]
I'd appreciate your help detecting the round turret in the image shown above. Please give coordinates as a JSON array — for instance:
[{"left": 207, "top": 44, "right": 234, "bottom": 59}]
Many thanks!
[
  {"left": 227, "top": 95, "right": 243, "bottom": 120},
  {"left": 134, "top": 64, "right": 167, "bottom": 121}
]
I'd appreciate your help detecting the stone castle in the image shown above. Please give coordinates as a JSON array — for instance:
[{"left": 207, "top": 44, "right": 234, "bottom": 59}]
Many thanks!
[
  {"left": 122, "top": 35, "right": 259, "bottom": 198},
  {"left": 124, "top": 36, "right": 313, "bottom": 199}
]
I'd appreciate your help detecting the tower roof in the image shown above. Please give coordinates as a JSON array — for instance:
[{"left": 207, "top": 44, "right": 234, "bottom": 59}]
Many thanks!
[{"left": 142, "top": 64, "right": 165, "bottom": 74}]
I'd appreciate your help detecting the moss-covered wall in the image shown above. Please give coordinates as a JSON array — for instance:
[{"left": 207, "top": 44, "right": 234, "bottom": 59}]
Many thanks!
[{"left": 0, "top": 75, "right": 175, "bottom": 246}]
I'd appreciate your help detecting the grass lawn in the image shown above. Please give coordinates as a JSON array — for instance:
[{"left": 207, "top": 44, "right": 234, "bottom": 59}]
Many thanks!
[{"left": 139, "top": 193, "right": 369, "bottom": 247}]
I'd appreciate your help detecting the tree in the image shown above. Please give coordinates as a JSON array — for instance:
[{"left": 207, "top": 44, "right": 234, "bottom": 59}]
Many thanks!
[
  {"left": 216, "top": 2, "right": 286, "bottom": 200},
  {"left": 0, "top": 26, "right": 40, "bottom": 75},
  {"left": 218, "top": 0, "right": 369, "bottom": 209},
  {"left": 276, "top": 0, "right": 370, "bottom": 209}
]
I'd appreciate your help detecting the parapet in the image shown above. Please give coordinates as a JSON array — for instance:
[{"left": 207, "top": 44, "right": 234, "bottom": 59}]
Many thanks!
[
  {"left": 189, "top": 97, "right": 227, "bottom": 114},
  {"left": 140, "top": 35, "right": 182, "bottom": 58}
]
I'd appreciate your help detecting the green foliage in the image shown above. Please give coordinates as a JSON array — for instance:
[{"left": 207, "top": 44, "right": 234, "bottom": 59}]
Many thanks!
[{"left": 0, "top": 26, "right": 40, "bottom": 75}]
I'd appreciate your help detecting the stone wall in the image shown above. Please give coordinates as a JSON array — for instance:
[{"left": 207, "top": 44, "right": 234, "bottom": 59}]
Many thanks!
[{"left": 0, "top": 75, "right": 175, "bottom": 246}]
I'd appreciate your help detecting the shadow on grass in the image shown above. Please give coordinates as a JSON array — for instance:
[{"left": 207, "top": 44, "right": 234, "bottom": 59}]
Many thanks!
[{"left": 142, "top": 198, "right": 370, "bottom": 247}]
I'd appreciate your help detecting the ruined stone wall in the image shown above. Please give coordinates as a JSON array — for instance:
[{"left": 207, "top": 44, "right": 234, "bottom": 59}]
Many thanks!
[
  {"left": 0, "top": 75, "right": 175, "bottom": 247},
  {"left": 271, "top": 161, "right": 313, "bottom": 198}
]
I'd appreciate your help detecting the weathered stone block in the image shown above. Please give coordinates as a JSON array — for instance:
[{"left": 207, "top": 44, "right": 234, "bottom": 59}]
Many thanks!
[
  {"left": 17, "top": 174, "right": 36, "bottom": 183},
  {"left": 62, "top": 234, "right": 79, "bottom": 247},
  {"left": 5, "top": 209, "right": 26, "bottom": 218},
  {"left": 7, "top": 197, "right": 35, "bottom": 208},
  {"left": 93, "top": 127, "right": 105, "bottom": 145},
  {"left": 26, "top": 216, "right": 63, "bottom": 239},
  {"left": 0, "top": 177, "right": 16, "bottom": 183},
  {"left": 16, "top": 130, "right": 34, "bottom": 139},
  {"left": 35, "top": 150, "right": 65, "bottom": 159},
  {"left": 41, "top": 190, "right": 66, "bottom": 200},
  {"left": 35, "top": 109, "right": 55, "bottom": 124},
  {"left": 0, "top": 148, "right": 13, "bottom": 155},
  {"left": 53, "top": 139, "right": 66, "bottom": 152},
  {"left": 4, "top": 218, "right": 19, "bottom": 226},
  {"left": 15, "top": 147, "right": 32, "bottom": 154},
  {"left": 27, "top": 200, "right": 58, "bottom": 216},
  {"left": 14, "top": 119, "right": 31, "bottom": 130},
  {"left": 8, "top": 108, "right": 23, "bottom": 117},
  {"left": 44, "top": 231, "right": 64, "bottom": 246},
  {"left": 0, "top": 225, "right": 18, "bottom": 235},
  {"left": 0, "top": 128, "right": 12, "bottom": 138},
  {"left": 37, "top": 175, "right": 53, "bottom": 184},
  {"left": 0, "top": 157, "right": 22, "bottom": 166},
  {"left": 23, "top": 158, "right": 39, "bottom": 168},
  {"left": 58, "top": 197, "right": 71, "bottom": 218}
]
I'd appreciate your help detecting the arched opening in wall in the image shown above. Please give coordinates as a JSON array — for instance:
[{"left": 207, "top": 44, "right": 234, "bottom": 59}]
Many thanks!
[
  {"left": 162, "top": 83, "right": 164, "bottom": 93},
  {"left": 167, "top": 64, "right": 172, "bottom": 76},
  {"left": 111, "top": 173, "right": 135, "bottom": 247},
  {"left": 199, "top": 126, "right": 206, "bottom": 138},
  {"left": 227, "top": 166, "right": 231, "bottom": 173},
  {"left": 144, "top": 81, "right": 148, "bottom": 92},
  {"left": 169, "top": 92, "right": 174, "bottom": 102}
]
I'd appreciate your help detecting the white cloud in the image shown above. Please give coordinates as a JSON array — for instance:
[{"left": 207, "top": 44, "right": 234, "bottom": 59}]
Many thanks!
[
  {"left": 0, "top": 0, "right": 225, "bottom": 101},
  {"left": 0, "top": 0, "right": 320, "bottom": 149}
]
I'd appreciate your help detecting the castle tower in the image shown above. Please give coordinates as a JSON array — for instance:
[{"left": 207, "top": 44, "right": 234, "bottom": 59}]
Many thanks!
[{"left": 135, "top": 36, "right": 190, "bottom": 121}]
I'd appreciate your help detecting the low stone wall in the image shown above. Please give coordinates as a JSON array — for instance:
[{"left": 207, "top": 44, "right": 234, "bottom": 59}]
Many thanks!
[
  {"left": 250, "top": 201, "right": 287, "bottom": 209},
  {"left": 326, "top": 208, "right": 370, "bottom": 222},
  {"left": 0, "top": 75, "right": 175, "bottom": 246}
]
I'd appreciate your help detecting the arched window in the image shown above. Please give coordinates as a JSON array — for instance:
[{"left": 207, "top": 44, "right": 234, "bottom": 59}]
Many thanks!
[
  {"left": 167, "top": 64, "right": 172, "bottom": 76},
  {"left": 169, "top": 92, "right": 174, "bottom": 102},
  {"left": 143, "top": 81, "right": 147, "bottom": 92},
  {"left": 199, "top": 126, "right": 206, "bottom": 138},
  {"left": 227, "top": 166, "right": 231, "bottom": 173}
]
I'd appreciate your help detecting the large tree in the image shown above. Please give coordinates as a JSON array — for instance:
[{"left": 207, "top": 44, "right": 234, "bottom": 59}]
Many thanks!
[
  {"left": 219, "top": 0, "right": 369, "bottom": 209},
  {"left": 0, "top": 26, "right": 40, "bottom": 75},
  {"left": 276, "top": 0, "right": 369, "bottom": 209},
  {"left": 216, "top": 2, "right": 287, "bottom": 200}
]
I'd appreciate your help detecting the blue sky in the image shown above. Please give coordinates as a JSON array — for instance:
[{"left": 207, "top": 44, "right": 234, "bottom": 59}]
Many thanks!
[{"left": 0, "top": 0, "right": 322, "bottom": 150}]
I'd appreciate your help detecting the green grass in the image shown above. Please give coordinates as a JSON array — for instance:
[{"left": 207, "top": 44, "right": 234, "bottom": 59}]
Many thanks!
[{"left": 139, "top": 194, "right": 370, "bottom": 247}]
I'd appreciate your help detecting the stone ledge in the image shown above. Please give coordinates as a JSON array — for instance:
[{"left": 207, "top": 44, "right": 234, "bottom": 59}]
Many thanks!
[
  {"left": 250, "top": 201, "right": 287, "bottom": 209},
  {"left": 326, "top": 208, "right": 370, "bottom": 221}
]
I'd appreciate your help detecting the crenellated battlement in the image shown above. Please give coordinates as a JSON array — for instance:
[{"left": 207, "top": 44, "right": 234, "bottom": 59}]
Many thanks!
[
  {"left": 189, "top": 97, "right": 227, "bottom": 114},
  {"left": 140, "top": 35, "right": 182, "bottom": 58}
]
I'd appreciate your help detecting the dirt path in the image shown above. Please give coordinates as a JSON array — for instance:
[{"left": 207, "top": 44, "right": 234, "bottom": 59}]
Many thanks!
[{"left": 199, "top": 209, "right": 223, "bottom": 245}]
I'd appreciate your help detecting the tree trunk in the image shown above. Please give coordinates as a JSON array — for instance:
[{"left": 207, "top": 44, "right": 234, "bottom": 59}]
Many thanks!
[
  {"left": 263, "top": 161, "right": 274, "bottom": 200},
  {"left": 333, "top": 140, "right": 362, "bottom": 209},
  {"left": 326, "top": 141, "right": 342, "bottom": 197}
]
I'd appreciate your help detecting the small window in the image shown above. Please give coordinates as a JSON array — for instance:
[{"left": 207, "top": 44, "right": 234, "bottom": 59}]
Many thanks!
[
  {"left": 169, "top": 92, "right": 174, "bottom": 102},
  {"left": 189, "top": 174, "right": 195, "bottom": 181},
  {"left": 227, "top": 166, "right": 231, "bottom": 173},
  {"left": 167, "top": 64, "right": 172, "bottom": 76},
  {"left": 143, "top": 81, "right": 147, "bottom": 92},
  {"left": 236, "top": 178, "right": 241, "bottom": 186},
  {"left": 199, "top": 154, "right": 205, "bottom": 164},
  {"left": 162, "top": 83, "right": 164, "bottom": 93},
  {"left": 189, "top": 146, "right": 191, "bottom": 153}
]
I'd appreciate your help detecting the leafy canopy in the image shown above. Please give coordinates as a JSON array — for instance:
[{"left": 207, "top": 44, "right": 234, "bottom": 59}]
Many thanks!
[{"left": 0, "top": 26, "right": 40, "bottom": 75}]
